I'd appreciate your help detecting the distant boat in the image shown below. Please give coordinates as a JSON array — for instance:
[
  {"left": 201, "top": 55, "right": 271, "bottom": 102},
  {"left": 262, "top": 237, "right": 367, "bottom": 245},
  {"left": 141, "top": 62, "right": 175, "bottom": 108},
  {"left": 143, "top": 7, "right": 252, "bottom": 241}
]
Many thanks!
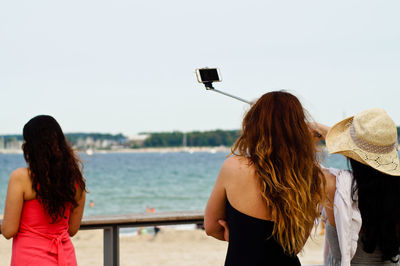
[
  {"left": 86, "top": 148, "right": 94, "bottom": 156},
  {"left": 182, "top": 133, "right": 195, "bottom": 154}
]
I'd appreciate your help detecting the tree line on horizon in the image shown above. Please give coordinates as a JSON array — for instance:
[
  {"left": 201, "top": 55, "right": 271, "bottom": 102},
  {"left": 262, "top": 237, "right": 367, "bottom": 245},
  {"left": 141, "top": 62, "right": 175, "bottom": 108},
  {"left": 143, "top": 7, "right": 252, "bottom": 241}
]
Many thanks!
[
  {"left": 0, "top": 133, "right": 125, "bottom": 142},
  {"left": 0, "top": 130, "right": 241, "bottom": 148},
  {"left": 141, "top": 127, "right": 400, "bottom": 148},
  {"left": 142, "top": 129, "right": 241, "bottom": 147},
  {"left": 136, "top": 127, "right": 400, "bottom": 148},
  {"left": 1, "top": 127, "right": 400, "bottom": 149}
]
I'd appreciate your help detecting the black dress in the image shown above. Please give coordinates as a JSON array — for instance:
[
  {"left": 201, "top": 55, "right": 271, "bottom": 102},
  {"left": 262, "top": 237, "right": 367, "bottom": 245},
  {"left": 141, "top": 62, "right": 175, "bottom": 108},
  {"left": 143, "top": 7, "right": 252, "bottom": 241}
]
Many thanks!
[{"left": 225, "top": 200, "right": 301, "bottom": 266}]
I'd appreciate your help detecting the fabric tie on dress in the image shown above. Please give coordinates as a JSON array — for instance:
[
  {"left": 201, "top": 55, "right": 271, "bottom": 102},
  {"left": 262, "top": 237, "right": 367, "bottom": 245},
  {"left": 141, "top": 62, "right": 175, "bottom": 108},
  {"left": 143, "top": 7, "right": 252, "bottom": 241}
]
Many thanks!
[{"left": 19, "top": 222, "right": 70, "bottom": 266}]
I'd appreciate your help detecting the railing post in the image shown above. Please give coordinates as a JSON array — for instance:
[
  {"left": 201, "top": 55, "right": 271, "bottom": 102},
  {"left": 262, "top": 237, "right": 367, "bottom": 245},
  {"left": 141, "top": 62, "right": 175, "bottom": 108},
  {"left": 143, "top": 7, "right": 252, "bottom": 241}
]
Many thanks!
[{"left": 103, "top": 225, "right": 120, "bottom": 266}]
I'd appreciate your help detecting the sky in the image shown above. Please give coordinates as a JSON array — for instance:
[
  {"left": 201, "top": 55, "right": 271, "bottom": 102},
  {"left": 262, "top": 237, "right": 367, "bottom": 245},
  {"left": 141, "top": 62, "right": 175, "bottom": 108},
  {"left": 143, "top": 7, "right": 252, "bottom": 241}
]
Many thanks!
[{"left": 1, "top": 0, "right": 399, "bottom": 136}]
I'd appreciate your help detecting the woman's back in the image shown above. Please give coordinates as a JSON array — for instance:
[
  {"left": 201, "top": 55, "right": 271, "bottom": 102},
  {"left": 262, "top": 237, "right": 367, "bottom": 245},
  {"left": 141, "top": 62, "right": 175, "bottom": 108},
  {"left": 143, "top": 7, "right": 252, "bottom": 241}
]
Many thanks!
[
  {"left": 18, "top": 199, "right": 70, "bottom": 233},
  {"left": 224, "top": 156, "right": 272, "bottom": 221},
  {"left": 325, "top": 222, "right": 400, "bottom": 266},
  {"left": 14, "top": 168, "right": 70, "bottom": 232},
  {"left": 10, "top": 168, "right": 77, "bottom": 266},
  {"left": 351, "top": 236, "right": 400, "bottom": 265},
  {"left": 222, "top": 156, "right": 301, "bottom": 265},
  {"left": 225, "top": 199, "right": 300, "bottom": 266}
]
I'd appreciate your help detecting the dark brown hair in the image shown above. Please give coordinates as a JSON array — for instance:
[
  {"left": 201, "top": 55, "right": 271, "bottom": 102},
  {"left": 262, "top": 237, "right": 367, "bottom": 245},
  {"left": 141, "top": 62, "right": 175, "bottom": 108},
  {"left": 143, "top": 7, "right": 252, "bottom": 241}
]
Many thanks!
[
  {"left": 22, "top": 115, "right": 86, "bottom": 222},
  {"left": 350, "top": 159, "right": 400, "bottom": 262},
  {"left": 232, "top": 91, "right": 324, "bottom": 255}
]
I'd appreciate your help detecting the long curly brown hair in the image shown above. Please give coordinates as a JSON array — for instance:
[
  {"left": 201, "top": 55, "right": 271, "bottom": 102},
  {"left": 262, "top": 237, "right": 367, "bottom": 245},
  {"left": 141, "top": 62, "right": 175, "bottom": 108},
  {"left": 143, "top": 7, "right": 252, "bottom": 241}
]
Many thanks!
[
  {"left": 22, "top": 115, "right": 86, "bottom": 222},
  {"left": 232, "top": 91, "right": 324, "bottom": 255}
]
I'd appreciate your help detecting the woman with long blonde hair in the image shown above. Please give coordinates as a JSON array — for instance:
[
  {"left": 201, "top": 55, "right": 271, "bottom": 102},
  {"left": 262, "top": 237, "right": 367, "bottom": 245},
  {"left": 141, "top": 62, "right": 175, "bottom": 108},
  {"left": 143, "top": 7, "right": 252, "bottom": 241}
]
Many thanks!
[{"left": 204, "top": 91, "right": 325, "bottom": 265}]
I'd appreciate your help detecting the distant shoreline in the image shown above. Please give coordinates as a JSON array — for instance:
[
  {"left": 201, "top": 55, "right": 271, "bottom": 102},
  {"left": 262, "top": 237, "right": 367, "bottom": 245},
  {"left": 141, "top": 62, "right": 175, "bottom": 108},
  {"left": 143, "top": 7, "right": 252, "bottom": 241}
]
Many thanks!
[
  {"left": 0, "top": 149, "right": 23, "bottom": 154},
  {"left": 0, "top": 146, "right": 232, "bottom": 155},
  {"left": 96, "top": 146, "right": 231, "bottom": 154}
]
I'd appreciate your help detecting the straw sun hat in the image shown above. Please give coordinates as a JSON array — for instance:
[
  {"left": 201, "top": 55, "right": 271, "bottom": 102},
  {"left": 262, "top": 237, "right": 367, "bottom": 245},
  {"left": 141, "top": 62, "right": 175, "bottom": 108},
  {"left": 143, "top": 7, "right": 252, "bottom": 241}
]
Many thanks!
[{"left": 326, "top": 108, "right": 400, "bottom": 176}]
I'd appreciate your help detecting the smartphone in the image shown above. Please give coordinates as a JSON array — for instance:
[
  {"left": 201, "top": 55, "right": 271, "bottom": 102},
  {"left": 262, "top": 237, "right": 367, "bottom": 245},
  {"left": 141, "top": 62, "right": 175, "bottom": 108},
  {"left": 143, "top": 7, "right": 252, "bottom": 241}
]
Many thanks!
[{"left": 195, "top": 68, "right": 221, "bottom": 84}]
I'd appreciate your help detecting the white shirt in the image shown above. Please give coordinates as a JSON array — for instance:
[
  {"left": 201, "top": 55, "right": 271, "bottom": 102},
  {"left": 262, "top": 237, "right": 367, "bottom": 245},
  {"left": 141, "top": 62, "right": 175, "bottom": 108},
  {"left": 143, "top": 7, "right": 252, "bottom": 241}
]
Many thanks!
[{"left": 323, "top": 168, "right": 362, "bottom": 266}]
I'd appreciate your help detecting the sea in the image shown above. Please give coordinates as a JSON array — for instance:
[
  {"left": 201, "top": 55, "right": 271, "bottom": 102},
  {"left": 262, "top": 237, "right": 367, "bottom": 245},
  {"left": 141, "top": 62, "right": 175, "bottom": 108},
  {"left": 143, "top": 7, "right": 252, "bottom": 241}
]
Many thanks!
[{"left": 0, "top": 151, "right": 348, "bottom": 217}]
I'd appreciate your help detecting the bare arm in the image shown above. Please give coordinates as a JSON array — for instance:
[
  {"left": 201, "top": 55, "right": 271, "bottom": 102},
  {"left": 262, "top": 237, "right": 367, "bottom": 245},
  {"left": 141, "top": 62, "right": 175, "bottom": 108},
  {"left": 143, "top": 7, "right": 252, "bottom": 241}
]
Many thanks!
[
  {"left": 204, "top": 159, "right": 231, "bottom": 241},
  {"left": 1, "top": 169, "right": 26, "bottom": 239},
  {"left": 68, "top": 188, "right": 86, "bottom": 236},
  {"left": 322, "top": 169, "right": 336, "bottom": 227},
  {"left": 311, "top": 122, "right": 336, "bottom": 225}
]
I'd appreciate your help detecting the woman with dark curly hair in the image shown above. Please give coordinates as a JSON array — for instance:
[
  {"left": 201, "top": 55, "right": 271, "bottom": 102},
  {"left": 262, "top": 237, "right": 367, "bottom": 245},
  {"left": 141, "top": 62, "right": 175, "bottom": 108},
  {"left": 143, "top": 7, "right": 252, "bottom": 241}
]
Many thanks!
[
  {"left": 315, "top": 108, "right": 400, "bottom": 265},
  {"left": 204, "top": 91, "right": 326, "bottom": 265},
  {"left": 1, "top": 115, "right": 86, "bottom": 266}
]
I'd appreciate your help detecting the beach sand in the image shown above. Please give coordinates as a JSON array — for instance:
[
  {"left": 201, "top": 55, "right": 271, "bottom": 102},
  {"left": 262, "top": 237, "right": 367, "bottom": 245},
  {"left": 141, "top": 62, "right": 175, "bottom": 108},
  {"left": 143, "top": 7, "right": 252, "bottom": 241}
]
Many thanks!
[{"left": 0, "top": 227, "right": 324, "bottom": 265}]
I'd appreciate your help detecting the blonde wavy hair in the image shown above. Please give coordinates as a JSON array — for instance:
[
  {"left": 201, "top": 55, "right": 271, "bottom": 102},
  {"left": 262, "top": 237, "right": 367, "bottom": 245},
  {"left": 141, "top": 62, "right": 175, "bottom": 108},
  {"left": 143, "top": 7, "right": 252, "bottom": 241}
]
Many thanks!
[{"left": 232, "top": 91, "right": 325, "bottom": 255}]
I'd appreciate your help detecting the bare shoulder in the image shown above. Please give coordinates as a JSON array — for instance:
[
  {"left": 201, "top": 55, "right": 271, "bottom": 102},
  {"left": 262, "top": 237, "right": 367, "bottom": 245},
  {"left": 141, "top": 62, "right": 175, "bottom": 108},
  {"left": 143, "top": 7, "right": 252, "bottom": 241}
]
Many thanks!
[
  {"left": 222, "top": 155, "right": 241, "bottom": 167},
  {"left": 9, "top": 168, "right": 30, "bottom": 183},
  {"left": 221, "top": 155, "right": 252, "bottom": 174},
  {"left": 9, "top": 168, "right": 33, "bottom": 194},
  {"left": 9, "top": 168, "right": 32, "bottom": 197},
  {"left": 219, "top": 155, "right": 255, "bottom": 184}
]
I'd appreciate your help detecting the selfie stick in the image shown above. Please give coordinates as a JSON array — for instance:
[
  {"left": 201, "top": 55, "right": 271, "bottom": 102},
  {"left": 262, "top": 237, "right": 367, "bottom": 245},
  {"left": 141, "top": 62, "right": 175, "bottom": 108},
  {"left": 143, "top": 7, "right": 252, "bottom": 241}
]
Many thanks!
[{"left": 203, "top": 82, "right": 251, "bottom": 105}]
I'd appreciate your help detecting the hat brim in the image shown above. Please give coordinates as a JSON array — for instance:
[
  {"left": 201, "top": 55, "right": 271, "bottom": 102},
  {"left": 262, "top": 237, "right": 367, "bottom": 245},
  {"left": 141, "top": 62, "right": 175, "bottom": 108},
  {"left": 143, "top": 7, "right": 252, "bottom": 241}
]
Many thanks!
[{"left": 326, "top": 116, "right": 400, "bottom": 176}]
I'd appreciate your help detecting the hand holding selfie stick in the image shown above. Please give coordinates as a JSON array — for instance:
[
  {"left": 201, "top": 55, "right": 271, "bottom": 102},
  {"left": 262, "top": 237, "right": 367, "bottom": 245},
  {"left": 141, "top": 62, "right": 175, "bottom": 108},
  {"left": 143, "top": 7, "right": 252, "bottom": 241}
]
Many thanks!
[{"left": 196, "top": 68, "right": 251, "bottom": 105}]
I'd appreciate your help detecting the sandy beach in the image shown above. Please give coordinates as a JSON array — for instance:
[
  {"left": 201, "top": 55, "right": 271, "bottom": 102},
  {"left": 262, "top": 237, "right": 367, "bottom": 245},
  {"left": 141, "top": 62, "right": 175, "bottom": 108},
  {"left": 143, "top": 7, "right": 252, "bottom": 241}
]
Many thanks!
[{"left": 0, "top": 226, "right": 324, "bottom": 265}]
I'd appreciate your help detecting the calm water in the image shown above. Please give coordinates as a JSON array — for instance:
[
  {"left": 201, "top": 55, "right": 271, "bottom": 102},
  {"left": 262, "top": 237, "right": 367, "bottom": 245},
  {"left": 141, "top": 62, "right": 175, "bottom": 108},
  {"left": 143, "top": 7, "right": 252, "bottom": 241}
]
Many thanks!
[{"left": 0, "top": 151, "right": 348, "bottom": 216}]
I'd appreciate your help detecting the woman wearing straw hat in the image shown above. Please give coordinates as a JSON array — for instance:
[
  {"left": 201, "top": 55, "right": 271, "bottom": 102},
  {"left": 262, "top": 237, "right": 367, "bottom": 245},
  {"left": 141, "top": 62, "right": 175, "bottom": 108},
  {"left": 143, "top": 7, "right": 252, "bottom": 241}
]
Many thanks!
[
  {"left": 315, "top": 108, "right": 400, "bottom": 266},
  {"left": 205, "top": 91, "right": 326, "bottom": 265}
]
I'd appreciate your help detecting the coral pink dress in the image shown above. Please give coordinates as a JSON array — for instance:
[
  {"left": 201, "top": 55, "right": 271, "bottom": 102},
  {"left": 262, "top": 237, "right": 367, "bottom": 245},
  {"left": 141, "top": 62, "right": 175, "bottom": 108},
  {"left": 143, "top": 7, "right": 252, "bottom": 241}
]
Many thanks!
[{"left": 11, "top": 199, "right": 77, "bottom": 266}]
